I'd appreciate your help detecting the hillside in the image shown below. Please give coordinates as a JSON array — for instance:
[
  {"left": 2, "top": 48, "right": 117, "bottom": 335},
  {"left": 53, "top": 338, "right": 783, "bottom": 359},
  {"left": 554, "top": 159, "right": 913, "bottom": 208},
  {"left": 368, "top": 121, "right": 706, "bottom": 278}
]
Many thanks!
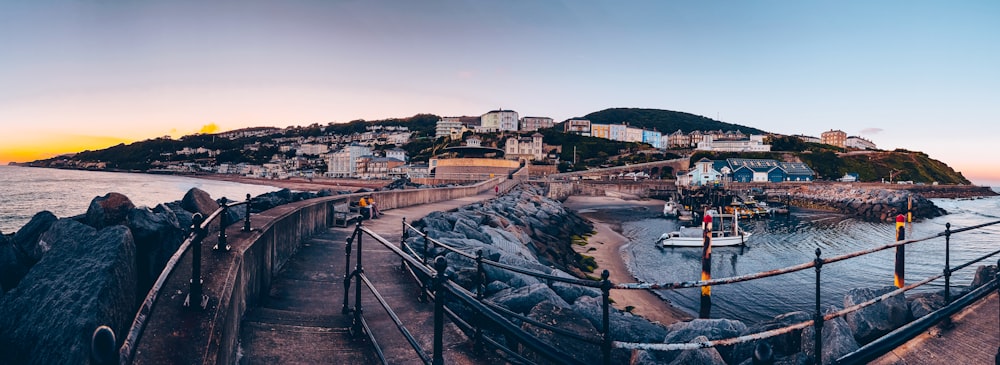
[
  {"left": 579, "top": 108, "right": 768, "bottom": 135},
  {"left": 837, "top": 151, "right": 970, "bottom": 184}
]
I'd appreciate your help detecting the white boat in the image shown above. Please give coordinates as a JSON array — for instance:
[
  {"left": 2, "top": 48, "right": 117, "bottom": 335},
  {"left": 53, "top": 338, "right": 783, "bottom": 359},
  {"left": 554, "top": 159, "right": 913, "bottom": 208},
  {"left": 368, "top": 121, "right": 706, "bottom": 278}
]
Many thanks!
[
  {"left": 663, "top": 200, "right": 680, "bottom": 217},
  {"left": 657, "top": 210, "right": 752, "bottom": 247}
]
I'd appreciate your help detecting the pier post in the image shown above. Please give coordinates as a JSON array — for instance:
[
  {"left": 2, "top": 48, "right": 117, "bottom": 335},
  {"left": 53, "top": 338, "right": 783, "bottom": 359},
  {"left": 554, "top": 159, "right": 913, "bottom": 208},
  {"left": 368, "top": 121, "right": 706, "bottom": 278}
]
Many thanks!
[
  {"left": 944, "top": 223, "right": 952, "bottom": 304},
  {"left": 601, "top": 270, "right": 612, "bottom": 365},
  {"left": 243, "top": 193, "right": 252, "bottom": 232},
  {"left": 433, "top": 256, "right": 447, "bottom": 365},
  {"left": 184, "top": 213, "right": 208, "bottom": 310},
  {"left": 895, "top": 214, "right": 906, "bottom": 288},
  {"left": 813, "top": 248, "right": 824, "bottom": 365},
  {"left": 700, "top": 213, "right": 713, "bottom": 319}
]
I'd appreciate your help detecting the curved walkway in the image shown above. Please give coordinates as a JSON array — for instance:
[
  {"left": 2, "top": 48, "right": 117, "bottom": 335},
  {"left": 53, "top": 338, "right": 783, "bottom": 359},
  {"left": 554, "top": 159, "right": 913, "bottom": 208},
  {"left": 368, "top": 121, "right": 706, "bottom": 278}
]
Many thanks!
[{"left": 238, "top": 192, "right": 502, "bottom": 364}]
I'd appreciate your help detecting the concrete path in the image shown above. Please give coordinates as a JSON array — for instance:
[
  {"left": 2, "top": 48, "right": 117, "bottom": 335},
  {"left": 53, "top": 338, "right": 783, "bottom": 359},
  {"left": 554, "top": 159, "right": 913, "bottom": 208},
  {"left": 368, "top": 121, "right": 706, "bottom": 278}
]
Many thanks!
[
  {"left": 872, "top": 291, "right": 1000, "bottom": 365},
  {"left": 239, "top": 192, "right": 503, "bottom": 364}
]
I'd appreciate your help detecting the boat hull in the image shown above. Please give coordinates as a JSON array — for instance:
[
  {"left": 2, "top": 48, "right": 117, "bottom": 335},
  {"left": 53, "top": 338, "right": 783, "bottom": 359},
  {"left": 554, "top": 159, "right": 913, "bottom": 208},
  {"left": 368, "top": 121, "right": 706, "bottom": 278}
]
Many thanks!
[{"left": 658, "top": 232, "right": 751, "bottom": 247}]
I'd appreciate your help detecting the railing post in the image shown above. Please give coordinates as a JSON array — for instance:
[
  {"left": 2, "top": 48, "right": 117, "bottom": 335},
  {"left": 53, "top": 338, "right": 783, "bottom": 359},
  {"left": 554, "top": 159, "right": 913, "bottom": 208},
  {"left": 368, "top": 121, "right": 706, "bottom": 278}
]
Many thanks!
[
  {"left": 894, "top": 214, "right": 905, "bottom": 288},
  {"left": 433, "top": 256, "right": 448, "bottom": 365},
  {"left": 400, "top": 217, "right": 407, "bottom": 271},
  {"left": 90, "top": 325, "right": 116, "bottom": 365},
  {"left": 474, "top": 249, "right": 485, "bottom": 355},
  {"left": 342, "top": 225, "right": 355, "bottom": 315},
  {"left": 995, "top": 258, "right": 1000, "bottom": 365},
  {"left": 944, "top": 222, "right": 952, "bottom": 304},
  {"left": 700, "top": 213, "right": 713, "bottom": 319},
  {"left": 185, "top": 213, "right": 208, "bottom": 310},
  {"left": 422, "top": 228, "right": 430, "bottom": 266},
  {"left": 243, "top": 193, "right": 252, "bottom": 232},
  {"left": 813, "top": 248, "right": 823, "bottom": 365},
  {"left": 752, "top": 342, "right": 774, "bottom": 365},
  {"left": 601, "top": 269, "right": 612, "bottom": 365},
  {"left": 216, "top": 201, "right": 230, "bottom": 252},
  {"left": 351, "top": 219, "right": 364, "bottom": 336}
]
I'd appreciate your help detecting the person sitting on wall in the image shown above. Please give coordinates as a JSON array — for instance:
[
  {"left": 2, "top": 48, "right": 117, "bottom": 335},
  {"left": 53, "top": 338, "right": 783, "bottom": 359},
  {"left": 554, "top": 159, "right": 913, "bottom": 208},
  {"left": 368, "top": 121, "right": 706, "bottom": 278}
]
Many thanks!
[
  {"left": 368, "top": 195, "right": 380, "bottom": 219},
  {"left": 359, "top": 195, "right": 370, "bottom": 220}
]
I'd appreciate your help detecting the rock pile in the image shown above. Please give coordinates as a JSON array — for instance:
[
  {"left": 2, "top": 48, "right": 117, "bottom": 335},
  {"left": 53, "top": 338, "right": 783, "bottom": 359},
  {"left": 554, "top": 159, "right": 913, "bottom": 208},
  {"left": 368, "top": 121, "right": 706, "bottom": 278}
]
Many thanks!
[{"left": 788, "top": 185, "right": 945, "bottom": 222}]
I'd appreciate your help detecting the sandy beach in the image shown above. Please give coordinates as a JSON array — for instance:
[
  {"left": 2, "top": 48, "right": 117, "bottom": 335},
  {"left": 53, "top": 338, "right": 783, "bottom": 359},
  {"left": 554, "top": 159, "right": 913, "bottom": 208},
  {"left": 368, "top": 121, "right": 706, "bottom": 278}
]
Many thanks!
[{"left": 563, "top": 196, "right": 693, "bottom": 326}]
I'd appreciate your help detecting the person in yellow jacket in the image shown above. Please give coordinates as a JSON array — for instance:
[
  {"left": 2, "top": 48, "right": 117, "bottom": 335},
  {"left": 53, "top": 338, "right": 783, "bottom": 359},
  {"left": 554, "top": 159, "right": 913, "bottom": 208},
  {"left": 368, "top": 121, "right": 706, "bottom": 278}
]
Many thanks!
[{"left": 359, "top": 195, "right": 371, "bottom": 219}]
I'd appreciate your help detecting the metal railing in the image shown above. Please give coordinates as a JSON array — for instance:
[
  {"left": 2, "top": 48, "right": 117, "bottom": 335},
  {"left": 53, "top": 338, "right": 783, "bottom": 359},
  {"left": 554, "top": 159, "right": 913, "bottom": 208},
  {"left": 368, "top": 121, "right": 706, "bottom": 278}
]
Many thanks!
[
  {"left": 90, "top": 194, "right": 255, "bottom": 365},
  {"left": 343, "top": 211, "right": 1000, "bottom": 365}
]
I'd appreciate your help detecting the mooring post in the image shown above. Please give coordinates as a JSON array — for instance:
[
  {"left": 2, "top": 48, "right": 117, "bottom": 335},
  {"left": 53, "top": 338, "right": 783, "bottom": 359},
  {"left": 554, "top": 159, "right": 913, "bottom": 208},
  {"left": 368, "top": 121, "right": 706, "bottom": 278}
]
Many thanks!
[
  {"left": 185, "top": 213, "right": 208, "bottom": 310},
  {"left": 474, "top": 249, "right": 485, "bottom": 355},
  {"left": 433, "top": 256, "right": 448, "bottom": 365},
  {"left": 700, "top": 212, "right": 713, "bottom": 319},
  {"left": 944, "top": 222, "right": 952, "bottom": 304},
  {"left": 895, "top": 214, "right": 906, "bottom": 288},
  {"left": 814, "top": 248, "right": 824, "bottom": 365},
  {"left": 342, "top": 225, "right": 355, "bottom": 315},
  {"left": 351, "top": 219, "right": 364, "bottom": 336},
  {"left": 243, "top": 193, "right": 252, "bottom": 232},
  {"left": 601, "top": 269, "right": 612, "bottom": 365}
]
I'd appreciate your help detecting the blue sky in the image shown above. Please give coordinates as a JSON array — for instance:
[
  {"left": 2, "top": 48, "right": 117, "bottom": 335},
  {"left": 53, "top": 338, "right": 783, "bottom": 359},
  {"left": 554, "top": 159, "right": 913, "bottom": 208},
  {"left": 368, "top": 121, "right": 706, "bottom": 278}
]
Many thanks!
[{"left": 1, "top": 1, "right": 998, "bottom": 184}]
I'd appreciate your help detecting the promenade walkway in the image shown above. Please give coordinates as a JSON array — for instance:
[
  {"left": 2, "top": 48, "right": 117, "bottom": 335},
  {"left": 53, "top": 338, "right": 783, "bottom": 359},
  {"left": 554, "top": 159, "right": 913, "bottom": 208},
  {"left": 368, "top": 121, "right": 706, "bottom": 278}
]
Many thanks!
[
  {"left": 238, "top": 192, "right": 502, "bottom": 364},
  {"left": 872, "top": 291, "right": 999, "bottom": 365}
]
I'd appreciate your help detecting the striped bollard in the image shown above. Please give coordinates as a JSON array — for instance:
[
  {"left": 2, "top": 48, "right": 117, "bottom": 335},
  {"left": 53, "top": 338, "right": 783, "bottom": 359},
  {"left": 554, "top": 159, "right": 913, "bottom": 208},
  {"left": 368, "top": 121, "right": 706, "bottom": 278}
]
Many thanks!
[
  {"left": 894, "top": 214, "right": 905, "bottom": 288},
  {"left": 699, "top": 212, "right": 713, "bottom": 319}
]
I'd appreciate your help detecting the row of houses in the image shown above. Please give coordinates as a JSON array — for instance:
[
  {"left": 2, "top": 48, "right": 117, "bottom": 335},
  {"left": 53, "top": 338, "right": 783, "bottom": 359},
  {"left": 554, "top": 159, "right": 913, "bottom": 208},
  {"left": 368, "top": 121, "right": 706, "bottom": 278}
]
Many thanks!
[
  {"left": 678, "top": 158, "right": 816, "bottom": 186},
  {"left": 435, "top": 109, "right": 555, "bottom": 140},
  {"left": 797, "top": 130, "right": 877, "bottom": 150}
]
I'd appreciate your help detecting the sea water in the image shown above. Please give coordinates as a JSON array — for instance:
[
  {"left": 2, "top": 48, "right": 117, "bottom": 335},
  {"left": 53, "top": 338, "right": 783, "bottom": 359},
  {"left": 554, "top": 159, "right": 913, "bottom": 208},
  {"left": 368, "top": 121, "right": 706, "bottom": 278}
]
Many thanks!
[{"left": 0, "top": 165, "right": 279, "bottom": 233}]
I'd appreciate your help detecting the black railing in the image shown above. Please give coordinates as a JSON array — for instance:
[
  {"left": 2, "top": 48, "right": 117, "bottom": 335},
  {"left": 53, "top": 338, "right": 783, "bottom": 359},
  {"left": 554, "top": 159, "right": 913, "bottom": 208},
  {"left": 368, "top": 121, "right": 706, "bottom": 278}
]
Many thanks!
[
  {"left": 91, "top": 195, "right": 254, "bottom": 365},
  {"left": 342, "top": 214, "right": 1000, "bottom": 365}
]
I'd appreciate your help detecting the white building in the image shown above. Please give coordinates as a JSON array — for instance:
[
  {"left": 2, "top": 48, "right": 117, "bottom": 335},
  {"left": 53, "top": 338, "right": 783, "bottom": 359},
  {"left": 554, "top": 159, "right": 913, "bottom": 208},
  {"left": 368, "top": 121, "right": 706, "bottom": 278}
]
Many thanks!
[
  {"left": 387, "top": 132, "right": 412, "bottom": 145},
  {"left": 564, "top": 119, "right": 591, "bottom": 136},
  {"left": 480, "top": 109, "right": 519, "bottom": 132},
  {"left": 608, "top": 124, "right": 627, "bottom": 141},
  {"left": 520, "top": 116, "right": 554, "bottom": 132},
  {"left": 845, "top": 136, "right": 877, "bottom": 150},
  {"left": 386, "top": 147, "right": 408, "bottom": 163},
  {"left": 625, "top": 126, "right": 644, "bottom": 143},
  {"left": 297, "top": 143, "right": 329, "bottom": 156},
  {"left": 435, "top": 117, "right": 465, "bottom": 140},
  {"left": 696, "top": 134, "right": 772, "bottom": 152},
  {"left": 327, "top": 144, "right": 373, "bottom": 178},
  {"left": 505, "top": 133, "right": 544, "bottom": 161}
]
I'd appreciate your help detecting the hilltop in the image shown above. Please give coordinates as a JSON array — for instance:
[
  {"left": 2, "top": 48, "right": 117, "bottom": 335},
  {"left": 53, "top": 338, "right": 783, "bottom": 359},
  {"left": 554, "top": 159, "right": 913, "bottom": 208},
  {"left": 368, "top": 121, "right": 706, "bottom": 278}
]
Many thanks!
[{"left": 579, "top": 108, "right": 768, "bottom": 135}]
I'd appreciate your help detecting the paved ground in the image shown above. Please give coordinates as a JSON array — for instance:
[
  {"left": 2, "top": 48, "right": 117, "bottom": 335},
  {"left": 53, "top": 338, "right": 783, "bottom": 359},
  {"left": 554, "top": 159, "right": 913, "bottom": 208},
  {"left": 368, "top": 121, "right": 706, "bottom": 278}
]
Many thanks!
[
  {"left": 239, "top": 192, "right": 503, "bottom": 365},
  {"left": 872, "top": 291, "right": 1000, "bottom": 365}
]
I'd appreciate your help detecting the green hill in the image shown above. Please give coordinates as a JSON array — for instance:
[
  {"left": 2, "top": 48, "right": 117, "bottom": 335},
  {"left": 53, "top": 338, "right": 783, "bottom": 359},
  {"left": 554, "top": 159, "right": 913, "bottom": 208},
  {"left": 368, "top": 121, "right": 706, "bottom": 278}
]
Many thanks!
[{"left": 579, "top": 108, "right": 768, "bottom": 135}]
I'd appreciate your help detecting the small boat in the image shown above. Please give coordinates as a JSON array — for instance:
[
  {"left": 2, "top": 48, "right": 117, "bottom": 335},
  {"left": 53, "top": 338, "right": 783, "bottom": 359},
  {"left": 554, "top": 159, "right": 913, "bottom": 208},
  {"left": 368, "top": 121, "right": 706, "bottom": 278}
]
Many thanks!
[
  {"left": 657, "top": 210, "right": 752, "bottom": 247},
  {"left": 663, "top": 200, "right": 680, "bottom": 218}
]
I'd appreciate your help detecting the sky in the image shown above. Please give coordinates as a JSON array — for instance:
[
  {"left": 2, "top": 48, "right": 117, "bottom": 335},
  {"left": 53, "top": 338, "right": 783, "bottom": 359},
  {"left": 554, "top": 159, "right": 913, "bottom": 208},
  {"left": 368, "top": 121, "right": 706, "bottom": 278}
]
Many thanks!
[{"left": 1, "top": 1, "right": 998, "bottom": 185}]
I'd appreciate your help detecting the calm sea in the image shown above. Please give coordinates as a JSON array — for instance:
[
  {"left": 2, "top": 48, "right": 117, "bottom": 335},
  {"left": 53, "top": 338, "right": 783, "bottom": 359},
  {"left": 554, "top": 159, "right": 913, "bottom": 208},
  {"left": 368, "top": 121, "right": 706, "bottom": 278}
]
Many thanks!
[
  {"left": 0, "top": 166, "right": 279, "bottom": 233},
  {"left": 611, "top": 188, "right": 1000, "bottom": 323}
]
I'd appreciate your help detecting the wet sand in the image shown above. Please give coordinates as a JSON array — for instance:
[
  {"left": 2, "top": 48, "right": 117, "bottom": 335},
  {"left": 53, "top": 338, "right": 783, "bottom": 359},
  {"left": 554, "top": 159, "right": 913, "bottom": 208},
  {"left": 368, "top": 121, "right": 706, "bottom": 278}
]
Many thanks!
[{"left": 564, "top": 196, "right": 693, "bottom": 325}]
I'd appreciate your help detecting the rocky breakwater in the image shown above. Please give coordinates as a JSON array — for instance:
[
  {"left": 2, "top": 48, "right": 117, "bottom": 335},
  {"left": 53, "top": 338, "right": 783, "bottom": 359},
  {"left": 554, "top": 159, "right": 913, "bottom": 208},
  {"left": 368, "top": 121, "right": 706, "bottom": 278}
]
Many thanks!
[
  {"left": 787, "top": 184, "right": 945, "bottom": 222},
  {"left": 0, "top": 186, "right": 332, "bottom": 364}
]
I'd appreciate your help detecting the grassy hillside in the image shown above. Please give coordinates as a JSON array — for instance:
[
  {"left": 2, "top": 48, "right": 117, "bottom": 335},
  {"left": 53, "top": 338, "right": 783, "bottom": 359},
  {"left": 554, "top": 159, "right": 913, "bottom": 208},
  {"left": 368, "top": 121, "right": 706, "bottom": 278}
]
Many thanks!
[
  {"left": 579, "top": 108, "right": 767, "bottom": 135},
  {"left": 838, "top": 151, "right": 969, "bottom": 184}
]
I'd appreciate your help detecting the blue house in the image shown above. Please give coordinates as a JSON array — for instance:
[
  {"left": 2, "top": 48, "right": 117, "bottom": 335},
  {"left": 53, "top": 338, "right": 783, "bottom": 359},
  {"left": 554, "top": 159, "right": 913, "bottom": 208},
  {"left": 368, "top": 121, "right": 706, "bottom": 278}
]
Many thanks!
[{"left": 779, "top": 162, "right": 815, "bottom": 182}]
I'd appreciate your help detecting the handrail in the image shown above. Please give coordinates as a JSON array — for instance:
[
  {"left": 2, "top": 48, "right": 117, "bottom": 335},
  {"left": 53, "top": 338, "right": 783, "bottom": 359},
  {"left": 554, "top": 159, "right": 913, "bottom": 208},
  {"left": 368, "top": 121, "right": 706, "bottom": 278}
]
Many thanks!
[
  {"left": 113, "top": 196, "right": 253, "bottom": 364},
  {"left": 359, "top": 273, "right": 433, "bottom": 364}
]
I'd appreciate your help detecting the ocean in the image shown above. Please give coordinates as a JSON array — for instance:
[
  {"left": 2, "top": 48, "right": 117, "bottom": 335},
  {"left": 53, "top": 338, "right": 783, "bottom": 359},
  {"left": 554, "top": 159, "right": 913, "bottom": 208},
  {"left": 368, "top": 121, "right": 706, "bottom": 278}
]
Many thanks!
[
  {"left": 610, "top": 188, "right": 1000, "bottom": 323},
  {"left": 0, "top": 166, "right": 279, "bottom": 233}
]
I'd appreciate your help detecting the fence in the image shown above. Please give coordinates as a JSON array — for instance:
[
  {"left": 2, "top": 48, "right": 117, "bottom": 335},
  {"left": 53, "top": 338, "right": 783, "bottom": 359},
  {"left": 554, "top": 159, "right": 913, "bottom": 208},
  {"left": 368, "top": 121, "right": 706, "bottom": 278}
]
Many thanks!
[{"left": 342, "top": 212, "right": 1000, "bottom": 364}]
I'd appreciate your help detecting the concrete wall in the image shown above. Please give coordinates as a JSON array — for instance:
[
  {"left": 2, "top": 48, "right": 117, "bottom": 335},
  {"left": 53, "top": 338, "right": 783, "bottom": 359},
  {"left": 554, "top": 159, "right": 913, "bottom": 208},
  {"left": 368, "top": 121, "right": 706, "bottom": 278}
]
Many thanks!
[
  {"left": 137, "top": 176, "right": 513, "bottom": 364},
  {"left": 545, "top": 180, "right": 677, "bottom": 201}
]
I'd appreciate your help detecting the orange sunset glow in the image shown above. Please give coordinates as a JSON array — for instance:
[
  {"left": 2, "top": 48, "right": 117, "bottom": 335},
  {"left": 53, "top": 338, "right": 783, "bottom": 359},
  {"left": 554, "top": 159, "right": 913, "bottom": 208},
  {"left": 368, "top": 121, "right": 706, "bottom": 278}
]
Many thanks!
[{"left": 0, "top": 134, "right": 133, "bottom": 164}]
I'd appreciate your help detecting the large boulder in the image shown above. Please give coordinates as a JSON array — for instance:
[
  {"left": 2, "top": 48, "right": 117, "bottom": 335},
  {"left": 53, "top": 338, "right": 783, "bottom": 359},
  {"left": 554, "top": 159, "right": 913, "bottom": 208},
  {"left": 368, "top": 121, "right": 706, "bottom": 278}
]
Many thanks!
[
  {"left": 181, "top": 188, "right": 219, "bottom": 217},
  {"left": 661, "top": 318, "right": 747, "bottom": 363},
  {"left": 971, "top": 264, "right": 998, "bottom": 289},
  {"left": 802, "top": 306, "right": 859, "bottom": 364},
  {"left": 127, "top": 204, "right": 185, "bottom": 295},
  {"left": 0, "top": 236, "right": 29, "bottom": 292},
  {"left": 908, "top": 292, "right": 945, "bottom": 319},
  {"left": 489, "top": 283, "right": 570, "bottom": 314},
  {"left": 571, "top": 295, "right": 668, "bottom": 344},
  {"left": 12, "top": 211, "right": 58, "bottom": 263},
  {"left": 843, "top": 286, "right": 910, "bottom": 343},
  {"left": 521, "top": 300, "right": 601, "bottom": 365},
  {"left": 731, "top": 311, "right": 813, "bottom": 363},
  {"left": 668, "top": 335, "right": 727, "bottom": 365},
  {"left": 0, "top": 220, "right": 137, "bottom": 364},
  {"left": 164, "top": 201, "right": 194, "bottom": 233},
  {"left": 86, "top": 192, "right": 136, "bottom": 229}
]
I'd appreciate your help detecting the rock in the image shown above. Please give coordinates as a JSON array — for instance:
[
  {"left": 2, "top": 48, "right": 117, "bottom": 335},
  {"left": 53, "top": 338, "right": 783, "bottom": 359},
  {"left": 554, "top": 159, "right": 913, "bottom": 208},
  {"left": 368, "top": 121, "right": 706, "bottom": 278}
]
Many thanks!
[
  {"left": 12, "top": 211, "right": 57, "bottom": 264},
  {"left": 0, "top": 220, "right": 137, "bottom": 364},
  {"left": 802, "top": 306, "right": 859, "bottom": 365},
  {"left": 181, "top": 188, "right": 219, "bottom": 217},
  {"left": 662, "top": 318, "right": 747, "bottom": 363},
  {"left": 127, "top": 204, "right": 185, "bottom": 295},
  {"left": 629, "top": 349, "right": 659, "bottom": 365},
  {"left": 86, "top": 192, "right": 136, "bottom": 229},
  {"left": 489, "top": 283, "right": 570, "bottom": 314},
  {"left": 571, "top": 295, "right": 668, "bottom": 344},
  {"left": 971, "top": 264, "right": 998, "bottom": 289},
  {"left": 164, "top": 201, "right": 194, "bottom": 233},
  {"left": 0, "top": 236, "right": 30, "bottom": 292},
  {"left": 522, "top": 300, "right": 601, "bottom": 365},
  {"left": 668, "top": 335, "right": 727, "bottom": 365},
  {"left": 731, "top": 311, "right": 812, "bottom": 362},
  {"left": 843, "top": 286, "right": 910, "bottom": 343},
  {"left": 908, "top": 293, "right": 944, "bottom": 319}
]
